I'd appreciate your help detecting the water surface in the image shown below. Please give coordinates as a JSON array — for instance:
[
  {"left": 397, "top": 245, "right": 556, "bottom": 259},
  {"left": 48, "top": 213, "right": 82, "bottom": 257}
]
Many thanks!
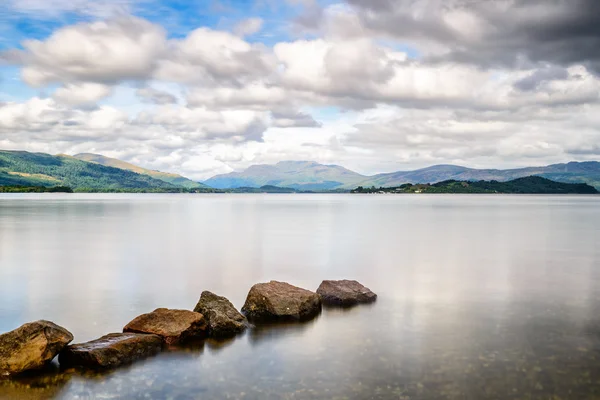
[{"left": 1, "top": 194, "right": 600, "bottom": 399}]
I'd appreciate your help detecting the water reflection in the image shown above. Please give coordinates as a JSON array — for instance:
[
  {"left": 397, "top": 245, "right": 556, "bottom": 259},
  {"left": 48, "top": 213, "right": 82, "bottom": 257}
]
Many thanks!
[
  {"left": 0, "top": 364, "right": 71, "bottom": 400},
  {"left": 0, "top": 194, "right": 599, "bottom": 399},
  {"left": 248, "top": 318, "right": 320, "bottom": 345}
]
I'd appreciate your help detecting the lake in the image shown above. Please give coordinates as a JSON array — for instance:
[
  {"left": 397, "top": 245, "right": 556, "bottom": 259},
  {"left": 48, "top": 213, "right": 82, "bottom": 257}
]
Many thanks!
[{"left": 1, "top": 194, "right": 600, "bottom": 399}]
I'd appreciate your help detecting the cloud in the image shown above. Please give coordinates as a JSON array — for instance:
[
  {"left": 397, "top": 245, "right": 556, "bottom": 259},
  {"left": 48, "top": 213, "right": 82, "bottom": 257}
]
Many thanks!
[
  {"left": 0, "top": 97, "right": 128, "bottom": 141},
  {"left": 274, "top": 37, "right": 600, "bottom": 111},
  {"left": 156, "top": 27, "right": 275, "bottom": 85},
  {"left": 132, "top": 106, "right": 269, "bottom": 143},
  {"left": 18, "top": 16, "right": 166, "bottom": 86},
  {"left": 233, "top": 18, "right": 264, "bottom": 37},
  {"left": 136, "top": 87, "right": 178, "bottom": 104},
  {"left": 0, "top": 97, "right": 268, "bottom": 144},
  {"left": 514, "top": 66, "right": 570, "bottom": 91},
  {"left": 271, "top": 109, "right": 322, "bottom": 128},
  {"left": 338, "top": 101, "right": 600, "bottom": 170},
  {"left": 341, "top": 0, "right": 600, "bottom": 73},
  {"left": 53, "top": 82, "right": 113, "bottom": 105}
]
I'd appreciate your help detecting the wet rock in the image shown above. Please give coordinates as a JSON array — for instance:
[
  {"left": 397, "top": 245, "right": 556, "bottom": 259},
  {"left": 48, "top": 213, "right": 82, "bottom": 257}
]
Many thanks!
[
  {"left": 241, "top": 281, "right": 322, "bottom": 322},
  {"left": 58, "top": 333, "right": 162, "bottom": 369},
  {"left": 194, "top": 291, "right": 247, "bottom": 338},
  {"left": 316, "top": 280, "right": 377, "bottom": 306},
  {"left": 0, "top": 320, "right": 73, "bottom": 377},
  {"left": 123, "top": 308, "right": 207, "bottom": 345}
]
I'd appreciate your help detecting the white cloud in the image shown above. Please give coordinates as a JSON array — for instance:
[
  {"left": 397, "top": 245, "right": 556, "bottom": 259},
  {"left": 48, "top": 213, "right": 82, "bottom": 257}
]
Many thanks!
[
  {"left": 53, "top": 82, "right": 113, "bottom": 105},
  {"left": 19, "top": 16, "right": 166, "bottom": 86},
  {"left": 186, "top": 84, "right": 288, "bottom": 110},
  {"left": 156, "top": 27, "right": 275, "bottom": 85}
]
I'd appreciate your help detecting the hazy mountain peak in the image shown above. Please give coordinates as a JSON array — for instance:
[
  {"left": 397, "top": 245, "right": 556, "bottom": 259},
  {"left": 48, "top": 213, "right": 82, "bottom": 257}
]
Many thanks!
[
  {"left": 275, "top": 160, "right": 319, "bottom": 167},
  {"left": 204, "top": 160, "right": 366, "bottom": 190}
]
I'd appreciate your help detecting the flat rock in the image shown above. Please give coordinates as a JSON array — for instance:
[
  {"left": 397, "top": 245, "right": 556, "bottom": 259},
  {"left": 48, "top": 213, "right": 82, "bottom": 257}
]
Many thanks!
[
  {"left": 241, "top": 281, "right": 322, "bottom": 322},
  {"left": 0, "top": 320, "right": 73, "bottom": 377},
  {"left": 123, "top": 308, "right": 207, "bottom": 345},
  {"left": 58, "top": 333, "right": 162, "bottom": 369},
  {"left": 316, "top": 280, "right": 377, "bottom": 306},
  {"left": 194, "top": 291, "right": 247, "bottom": 338}
]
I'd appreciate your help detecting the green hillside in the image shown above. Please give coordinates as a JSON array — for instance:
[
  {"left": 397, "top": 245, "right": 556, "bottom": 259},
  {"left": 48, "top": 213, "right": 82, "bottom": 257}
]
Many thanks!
[
  {"left": 352, "top": 176, "right": 598, "bottom": 194},
  {"left": 72, "top": 153, "right": 208, "bottom": 189},
  {"left": 0, "top": 150, "right": 184, "bottom": 192}
]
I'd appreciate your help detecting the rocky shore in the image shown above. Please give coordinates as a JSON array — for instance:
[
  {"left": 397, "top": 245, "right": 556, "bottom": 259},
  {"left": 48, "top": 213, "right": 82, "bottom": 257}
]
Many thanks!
[{"left": 0, "top": 280, "right": 376, "bottom": 377}]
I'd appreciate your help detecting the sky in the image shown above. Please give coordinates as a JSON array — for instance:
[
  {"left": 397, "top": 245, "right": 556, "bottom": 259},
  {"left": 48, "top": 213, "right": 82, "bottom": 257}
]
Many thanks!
[{"left": 1, "top": 0, "right": 600, "bottom": 180}]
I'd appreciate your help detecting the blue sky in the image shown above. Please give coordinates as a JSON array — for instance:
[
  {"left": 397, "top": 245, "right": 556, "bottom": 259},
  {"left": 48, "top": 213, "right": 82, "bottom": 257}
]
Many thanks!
[
  {"left": 1, "top": 0, "right": 599, "bottom": 179},
  {"left": 0, "top": 0, "right": 325, "bottom": 45}
]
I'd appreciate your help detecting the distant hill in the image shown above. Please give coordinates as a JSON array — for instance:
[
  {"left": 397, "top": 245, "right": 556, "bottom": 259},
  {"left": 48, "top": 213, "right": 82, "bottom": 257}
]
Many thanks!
[
  {"left": 356, "top": 162, "right": 600, "bottom": 190},
  {"left": 72, "top": 153, "right": 208, "bottom": 189},
  {"left": 0, "top": 150, "right": 184, "bottom": 191},
  {"left": 204, "top": 161, "right": 366, "bottom": 190},
  {"left": 3, "top": 150, "right": 599, "bottom": 193},
  {"left": 353, "top": 176, "right": 598, "bottom": 194},
  {"left": 229, "top": 185, "right": 300, "bottom": 193},
  {"left": 204, "top": 161, "right": 600, "bottom": 190}
]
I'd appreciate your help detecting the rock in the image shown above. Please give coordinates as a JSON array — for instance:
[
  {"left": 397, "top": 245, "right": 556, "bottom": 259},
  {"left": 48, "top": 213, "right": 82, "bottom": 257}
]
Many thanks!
[
  {"left": 194, "top": 291, "right": 247, "bottom": 338},
  {"left": 123, "top": 308, "right": 207, "bottom": 345},
  {"left": 58, "top": 333, "right": 162, "bottom": 369},
  {"left": 241, "top": 281, "right": 322, "bottom": 322},
  {"left": 0, "top": 320, "right": 73, "bottom": 377},
  {"left": 316, "top": 280, "right": 377, "bottom": 306}
]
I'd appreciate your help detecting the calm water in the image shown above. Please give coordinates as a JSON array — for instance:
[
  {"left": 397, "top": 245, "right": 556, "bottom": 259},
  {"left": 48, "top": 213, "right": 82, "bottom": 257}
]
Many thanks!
[{"left": 1, "top": 194, "right": 600, "bottom": 399}]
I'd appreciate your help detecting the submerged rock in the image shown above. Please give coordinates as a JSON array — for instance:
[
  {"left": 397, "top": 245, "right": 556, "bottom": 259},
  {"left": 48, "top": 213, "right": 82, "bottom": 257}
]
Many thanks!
[
  {"left": 0, "top": 320, "right": 73, "bottom": 377},
  {"left": 59, "top": 333, "right": 162, "bottom": 369},
  {"left": 241, "top": 281, "right": 322, "bottom": 322},
  {"left": 194, "top": 291, "right": 247, "bottom": 338},
  {"left": 123, "top": 308, "right": 207, "bottom": 345},
  {"left": 316, "top": 280, "right": 377, "bottom": 306}
]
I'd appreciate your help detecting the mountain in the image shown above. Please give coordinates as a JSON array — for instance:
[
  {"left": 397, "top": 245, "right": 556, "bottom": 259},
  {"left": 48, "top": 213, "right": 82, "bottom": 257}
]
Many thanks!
[
  {"left": 72, "top": 153, "right": 208, "bottom": 189},
  {"left": 230, "top": 185, "right": 300, "bottom": 193},
  {"left": 204, "top": 161, "right": 366, "bottom": 190},
  {"left": 356, "top": 161, "right": 600, "bottom": 190},
  {"left": 0, "top": 150, "right": 184, "bottom": 191},
  {"left": 204, "top": 160, "right": 600, "bottom": 190},
  {"left": 353, "top": 176, "right": 598, "bottom": 194}
]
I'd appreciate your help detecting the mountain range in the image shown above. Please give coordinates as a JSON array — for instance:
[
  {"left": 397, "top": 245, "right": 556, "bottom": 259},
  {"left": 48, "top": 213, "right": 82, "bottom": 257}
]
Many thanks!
[
  {"left": 205, "top": 160, "right": 600, "bottom": 190},
  {"left": 1, "top": 149, "right": 600, "bottom": 192}
]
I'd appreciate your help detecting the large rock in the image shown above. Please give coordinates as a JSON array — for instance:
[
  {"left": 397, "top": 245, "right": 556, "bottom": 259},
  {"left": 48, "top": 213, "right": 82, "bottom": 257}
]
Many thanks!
[
  {"left": 0, "top": 320, "right": 73, "bottom": 377},
  {"left": 316, "top": 280, "right": 377, "bottom": 306},
  {"left": 59, "top": 333, "right": 162, "bottom": 369},
  {"left": 194, "top": 291, "right": 247, "bottom": 338},
  {"left": 123, "top": 308, "right": 207, "bottom": 345},
  {"left": 241, "top": 281, "right": 322, "bottom": 322}
]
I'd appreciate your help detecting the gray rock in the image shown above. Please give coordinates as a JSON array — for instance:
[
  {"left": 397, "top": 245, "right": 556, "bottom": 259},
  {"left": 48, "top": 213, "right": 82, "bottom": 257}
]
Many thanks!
[
  {"left": 0, "top": 320, "right": 73, "bottom": 377},
  {"left": 123, "top": 308, "right": 207, "bottom": 345},
  {"left": 58, "top": 333, "right": 162, "bottom": 369},
  {"left": 194, "top": 291, "right": 247, "bottom": 338},
  {"left": 241, "top": 281, "right": 321, "bottom": 322},
  {"left": 316, "top": 280, "right": 377, "bottom": 306}
]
